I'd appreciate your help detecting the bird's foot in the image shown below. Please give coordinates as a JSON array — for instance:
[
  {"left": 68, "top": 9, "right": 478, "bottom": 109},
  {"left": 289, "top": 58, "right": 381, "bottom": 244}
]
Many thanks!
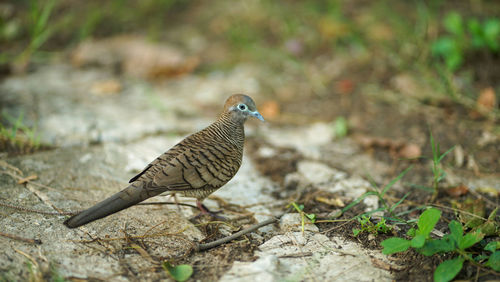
[{"left": 193, "top": 200, "right": 226, "bottom": 220}]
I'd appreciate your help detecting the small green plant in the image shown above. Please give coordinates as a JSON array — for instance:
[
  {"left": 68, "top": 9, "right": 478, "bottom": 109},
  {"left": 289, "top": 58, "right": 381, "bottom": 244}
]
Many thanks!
[
  {"left": 332, "top": 116, "right": 348, "bottom": 138},
  {"left": 340, "top": 166, "right": 413, "bottom": 222},
  {"left": 0, "top": 111, "right": 41, "bottom": 153},
  {"left": 429, "top": 130, "right": 454, "bottom": 201},
  {"left": 352, "top": 215, "right": 392, "bottom": 236},
  {"left": 13, "top": 0, "right": 58, "bottom": 66},
  {"left": 162, "top": 262, "right": 193, "bottom": 282},
  {"left": 431, "top": 11, "right": 500, "bottom": 71},
  {"left": 381, "top": 208, "right": 497, "bottom": 282},
  {"left": 290, "top": 202, "right": 317, "bottom": 233}
]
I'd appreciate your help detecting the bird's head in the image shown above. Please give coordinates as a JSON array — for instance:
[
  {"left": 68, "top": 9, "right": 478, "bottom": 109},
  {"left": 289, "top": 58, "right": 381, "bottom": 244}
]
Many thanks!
[{"left": 223, "top": 94, "right": 265, "bottom": 123}]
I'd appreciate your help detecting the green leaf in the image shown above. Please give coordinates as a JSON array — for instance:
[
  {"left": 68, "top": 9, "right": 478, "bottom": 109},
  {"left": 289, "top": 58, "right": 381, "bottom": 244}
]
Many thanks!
[
  {"left": 484, "top": 19, "right": 500, "bottom": 51},
  {"left": 485, "top": 241, "right": 500, "bottom": 252},
  {"left": 306, "top": 213, "right": 316, "bottom": 223},
  {"left": 444, "top": 51, "right": 463, "bottom": 71},
  {"left": 487, "top": 207, "right": 498, "bottom": 221},
  {"left": 443, "top": 12, "right": 464, "bottom": 36},
  {"left": 353, "top": 228, "right": 361, "bottom": 236},
  {"left": 418, "top": 239, "right": 455, "bottom": 256},
  {"left": 448, "top": 220, "right": 463, "bottom": 246},
  {"left": 474, "top": 254, "right": 489, "bottom": 262},
  {"left": 468, "top": 19, "right": 486, "bottom": 48},
  {"left": 411, "top": 234, "right": 426, "bottom": 248},
  {"left": 434, "top": 257, "right": 464, "bottom": 282},
  {"left": 381, "top": 237, "right": 411, "bottom": 254},
  {"left": 486, "top": 251, "right": 500, "bottom": 271},
  {"left": 407, "top": 228, "right": 416, "bottom": 237},
  {"left": 417, "top": 208, "right": 441, "bottom": 237},
  {"left": 458, "top": 231, "right": 484, "bottom": 250},
  {"left": 333, "top": 116, "right": 348, "bottom": 138},
  {"left": 162, "top": 262, "right": 193, "bottom": 282},
  {"left": 431, "top": 37, "right": 457, "bottom": 56}
]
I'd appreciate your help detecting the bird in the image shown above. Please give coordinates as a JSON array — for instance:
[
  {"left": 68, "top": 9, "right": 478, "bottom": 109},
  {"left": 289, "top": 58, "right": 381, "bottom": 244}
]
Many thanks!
[{"left": 64, "top": 94, "right": 264, "bottom": 228}]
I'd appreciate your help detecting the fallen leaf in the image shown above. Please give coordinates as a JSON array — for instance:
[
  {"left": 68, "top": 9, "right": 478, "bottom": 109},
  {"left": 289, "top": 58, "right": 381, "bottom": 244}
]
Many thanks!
[
  {"left": 477, "top": 87, "right": 496, "bottom": 113},
  {"left": 445, "top": 184, "right": 469, "bottom": 197},
  {"left": 17, "top": 174, "right": 37, "bottom": 184},
  {"left": 397, "top": 143, "right": 421, "bottom": 159},
  {"left": 259, "top": 100, "right": 280, "bottom": 120},
  {"left": 354, "top": 134, "right": 421, "bottom": 159},
  {"left": 316, "top": 196, "right": 345, "bottom": 207},
  {"left": 335, "top": 79, "right": 354, "bottom": 95},
  {"left": 90, "top": 79, "right": 122, "bottom": 95},
  {"left": 453, "top": 198, "right": 485, "bottom": 228}
]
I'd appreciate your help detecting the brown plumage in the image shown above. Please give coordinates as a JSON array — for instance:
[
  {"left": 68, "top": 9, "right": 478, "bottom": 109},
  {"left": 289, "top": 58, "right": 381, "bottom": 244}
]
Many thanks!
[{"left": 64, "top": 94, "right": 264, "bottom": 228}]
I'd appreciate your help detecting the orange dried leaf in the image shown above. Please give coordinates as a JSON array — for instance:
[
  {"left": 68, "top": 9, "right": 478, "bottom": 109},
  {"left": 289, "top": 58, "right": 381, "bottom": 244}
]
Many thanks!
[
  {"left": 336, "top": 79, "right": 354, "bottom": 95},
  {"left": 397, "top": 143, "right": 421, "bottom": 159},
  {"left": 446, "top": 184, "right": 469, "bottom": 197},
  {"left": 259, "top": 101, "right": 280, "bottom": 120},
  {"left": 477, "top": 87, "right": 496, "bottom": 113}
]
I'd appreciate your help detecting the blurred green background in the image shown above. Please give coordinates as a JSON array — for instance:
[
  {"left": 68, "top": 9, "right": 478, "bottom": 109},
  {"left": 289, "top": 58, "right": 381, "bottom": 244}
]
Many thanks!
[
  {"left": 1, "top": 0, "right": 499, "bottom": 136},
  {"left": 1, "top": 0, "right": 499, "bottom": 82}
]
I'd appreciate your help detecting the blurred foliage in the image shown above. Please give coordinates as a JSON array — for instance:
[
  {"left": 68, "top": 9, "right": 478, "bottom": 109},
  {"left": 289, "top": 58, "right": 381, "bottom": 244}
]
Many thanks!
[
  {"left": 0, "top": 110, "right": 41, "bottom": 154},
  {"left": 0, "top": 0, "right": 499, "bottom": 108},
  {"left": 432, "top": 12, "right": 500, "bottom": 71}
]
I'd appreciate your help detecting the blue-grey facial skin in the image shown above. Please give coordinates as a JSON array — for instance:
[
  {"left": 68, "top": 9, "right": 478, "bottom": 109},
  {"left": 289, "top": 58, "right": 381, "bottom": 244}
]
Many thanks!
[
  {"left": 233, "top": 103, "right": 265, "bottom": 122},
  {"left": 251, "top": 110, "right": 265, "bottom": 121}
]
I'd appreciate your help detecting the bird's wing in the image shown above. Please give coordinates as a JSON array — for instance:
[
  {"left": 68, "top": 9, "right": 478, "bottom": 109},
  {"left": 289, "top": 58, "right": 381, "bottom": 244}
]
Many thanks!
[
  {"left": 128, "top": 141, "right": 188, "bottom": 183},
  {"left": 151, "top": 148, "right": 230, "bottom": 192}
]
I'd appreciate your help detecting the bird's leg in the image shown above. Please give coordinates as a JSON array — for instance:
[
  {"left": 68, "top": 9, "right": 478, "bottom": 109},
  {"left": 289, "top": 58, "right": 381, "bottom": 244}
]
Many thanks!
[
  {"left": 195, "top": 200, "right": 226, "bottom": 220},
  {"left": 171, "top": 193, "right": 182, "bottom": 212}
]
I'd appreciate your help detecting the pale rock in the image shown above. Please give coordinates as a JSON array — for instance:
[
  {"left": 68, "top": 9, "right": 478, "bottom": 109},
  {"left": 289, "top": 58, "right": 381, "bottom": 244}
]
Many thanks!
[
  {"left": 220, "top": 255, "right": 279, "bottom": 282},
  {"left": 225, "top": 232, "right": 394, "bottom": 281}
]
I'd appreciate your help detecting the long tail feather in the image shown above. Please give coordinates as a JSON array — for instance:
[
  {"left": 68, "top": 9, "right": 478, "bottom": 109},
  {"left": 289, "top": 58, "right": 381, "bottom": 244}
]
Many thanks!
[{"left": 64, "top": 182, "right": 157, "bottom": 228}]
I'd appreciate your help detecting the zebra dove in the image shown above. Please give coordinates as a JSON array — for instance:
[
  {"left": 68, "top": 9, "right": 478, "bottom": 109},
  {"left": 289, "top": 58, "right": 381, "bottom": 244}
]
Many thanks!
[{"left": 64, "top": 94, "right": 264, "bottom": 228}]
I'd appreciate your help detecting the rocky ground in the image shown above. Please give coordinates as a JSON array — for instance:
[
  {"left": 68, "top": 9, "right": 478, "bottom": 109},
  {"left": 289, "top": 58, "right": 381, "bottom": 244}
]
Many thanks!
[
  {"left": 0, "top": 10, "right": 499, "bottom": 279},
  {"left": 0, "top": 62, "right": 405, "bottom": 281}
]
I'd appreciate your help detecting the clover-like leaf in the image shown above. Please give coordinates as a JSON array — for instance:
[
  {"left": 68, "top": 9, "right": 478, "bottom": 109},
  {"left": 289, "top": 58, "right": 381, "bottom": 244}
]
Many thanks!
[
  {"left": 162, "top": 262, "right": 193, "bottom": 282},
  {"left": 381, "top": 237, "right": 411, "bottom": 254},
  {"left": 417, "top": 208, "right": 441, "bottom": 237},
  {"left": 458, "top": 230, "right": 484, "bottom": 250},
  {"left": 487, "top": 251, "right": 500, "bottom": 272},
  {"left": 418, "top": 239, "right": 454, "bottom": 256},
  {"left": 434, "top": 257, "right": 464, "bottom": 282},
  {"left": 411, "top": 234, "right": 426, "bottom": 248}
]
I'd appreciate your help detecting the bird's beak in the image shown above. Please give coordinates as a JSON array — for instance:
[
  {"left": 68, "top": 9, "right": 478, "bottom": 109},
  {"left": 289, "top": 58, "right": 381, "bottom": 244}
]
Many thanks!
[{"left": 251, "top": 111, "right": 265, "bottom": 122}]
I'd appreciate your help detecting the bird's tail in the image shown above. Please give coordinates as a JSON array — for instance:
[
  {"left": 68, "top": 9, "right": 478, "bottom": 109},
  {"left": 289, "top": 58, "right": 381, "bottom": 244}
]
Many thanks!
[{"left": 64, "top": 182, "right": 159, "bottom": 228}]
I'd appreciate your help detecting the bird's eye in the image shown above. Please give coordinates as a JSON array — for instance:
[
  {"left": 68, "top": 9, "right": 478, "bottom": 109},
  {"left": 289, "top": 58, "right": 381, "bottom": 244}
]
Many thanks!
[{"left": 238, "top": 104, "right": 247, "bottom": 111}]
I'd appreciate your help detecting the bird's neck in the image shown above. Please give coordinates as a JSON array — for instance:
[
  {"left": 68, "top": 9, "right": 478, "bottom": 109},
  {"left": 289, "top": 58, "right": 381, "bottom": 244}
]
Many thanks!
[{"left": 215, "top": 112, "right": 245, "bottom": 147}]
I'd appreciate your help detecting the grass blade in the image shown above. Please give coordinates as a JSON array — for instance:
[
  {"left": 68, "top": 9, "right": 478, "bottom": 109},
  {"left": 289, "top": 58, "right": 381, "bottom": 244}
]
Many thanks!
[{"left": 381, "top": 166, "right": 412, "bottom": 196}]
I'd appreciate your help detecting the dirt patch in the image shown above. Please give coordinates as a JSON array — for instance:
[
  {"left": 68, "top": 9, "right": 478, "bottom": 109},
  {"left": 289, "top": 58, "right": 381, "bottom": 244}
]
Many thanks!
[{"left": 246, "top": 138, "right": 302, "bottom": 185}]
